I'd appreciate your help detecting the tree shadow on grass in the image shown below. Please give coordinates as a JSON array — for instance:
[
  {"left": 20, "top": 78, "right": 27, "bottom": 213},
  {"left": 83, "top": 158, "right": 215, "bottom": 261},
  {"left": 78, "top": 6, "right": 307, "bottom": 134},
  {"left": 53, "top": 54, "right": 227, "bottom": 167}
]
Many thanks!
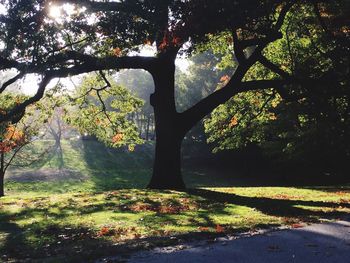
[
  {"left": 187, "top": 188, "right": 350, "bottom": 220},
  {"left": 72, "top": 139, "right": 153, "bottom": 191},
  {"left": 0, "top": 209, "right": 120, "bottom": 262},
  {"left": 1, "top": 188, "right": 349, "bottom": 262}
]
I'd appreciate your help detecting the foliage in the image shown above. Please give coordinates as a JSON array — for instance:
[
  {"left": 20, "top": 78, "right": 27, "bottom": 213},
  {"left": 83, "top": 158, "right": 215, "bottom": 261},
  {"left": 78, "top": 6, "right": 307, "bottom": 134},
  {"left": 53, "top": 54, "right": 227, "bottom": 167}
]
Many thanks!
[
  {"left": 204, "top": 90, "right": 281, "bottom": 152},
  {"left": 66, "top": 73, "right": 144, "bottom": 149},
  {"left": 204, "top": 2, "right": 350, "bottom": 171},
  {"left": 0, "top": 93, "right": 48, "bottom": 157}
]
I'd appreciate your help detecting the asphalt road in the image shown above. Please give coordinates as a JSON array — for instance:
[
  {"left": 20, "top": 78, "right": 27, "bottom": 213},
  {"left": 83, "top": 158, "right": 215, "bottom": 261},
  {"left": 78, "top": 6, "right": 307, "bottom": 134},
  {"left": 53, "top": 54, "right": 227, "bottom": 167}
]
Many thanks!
[{"left": 127, "top": 218, "right": 350, "bottom": 263}]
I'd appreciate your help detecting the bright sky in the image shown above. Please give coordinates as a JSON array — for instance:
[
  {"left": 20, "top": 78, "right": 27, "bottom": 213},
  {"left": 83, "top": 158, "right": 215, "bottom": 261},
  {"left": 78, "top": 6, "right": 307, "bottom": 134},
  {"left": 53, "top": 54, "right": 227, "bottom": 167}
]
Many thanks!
[{"left": 0, "top": 4, "right": 5, "bottom": 15}]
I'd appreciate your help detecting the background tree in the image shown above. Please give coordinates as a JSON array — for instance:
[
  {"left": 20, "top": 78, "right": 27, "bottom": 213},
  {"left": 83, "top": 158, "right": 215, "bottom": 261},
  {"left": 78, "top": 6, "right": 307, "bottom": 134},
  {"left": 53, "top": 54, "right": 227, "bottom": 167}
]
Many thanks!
[
  {"left": 0, "top": 94, "right": 51, "bottom": 196},
  {"left": 66, "top": 72, "right": 144, "bottom": 151},
  {"left": 116, "top": 70, "right": 155, "bottom": 140},
  {"left": 0, "top": 0, "right": 348, "bottom": 189}
]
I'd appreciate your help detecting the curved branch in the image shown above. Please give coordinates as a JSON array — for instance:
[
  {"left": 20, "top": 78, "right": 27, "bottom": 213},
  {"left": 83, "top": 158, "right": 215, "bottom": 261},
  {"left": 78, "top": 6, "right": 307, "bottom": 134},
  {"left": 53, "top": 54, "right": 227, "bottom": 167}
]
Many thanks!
[
  {"left": 0, "top": 72, "right": 25, "bottom": 93},
  {"left": 180, "top": 79, "right": 288, "bottom": 134},
  {"left": 0, "top": 74, "right": 53, "bottom": 123}
]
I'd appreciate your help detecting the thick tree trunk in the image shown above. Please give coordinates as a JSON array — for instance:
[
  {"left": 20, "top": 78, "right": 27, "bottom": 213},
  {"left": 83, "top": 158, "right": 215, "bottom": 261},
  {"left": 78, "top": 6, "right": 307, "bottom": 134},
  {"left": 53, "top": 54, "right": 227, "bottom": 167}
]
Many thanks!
[
  {"left": 147, "top": 52, "right": 186, "bottom": 190},
  {"left": 148, "top": 130, "right": 185, "bottom": 189}
]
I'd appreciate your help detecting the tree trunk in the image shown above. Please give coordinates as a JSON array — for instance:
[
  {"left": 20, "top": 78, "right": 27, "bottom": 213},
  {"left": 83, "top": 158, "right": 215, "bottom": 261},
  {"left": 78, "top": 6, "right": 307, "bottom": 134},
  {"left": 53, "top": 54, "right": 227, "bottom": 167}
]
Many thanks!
[
  {"left": 0, "top": 153, "right": 4, "bottom": 197},
  {"left": 148, "top": 126, "right": 185, "bottom": 189},
  {"left": 0, "top": 171, "right": 4, "bottom": 197},
  {"left": 147, "top": 52, "right": 186, "bottom": 189},
  {"left": 145, "top": 115, "right": 151, "bottom": 141}
]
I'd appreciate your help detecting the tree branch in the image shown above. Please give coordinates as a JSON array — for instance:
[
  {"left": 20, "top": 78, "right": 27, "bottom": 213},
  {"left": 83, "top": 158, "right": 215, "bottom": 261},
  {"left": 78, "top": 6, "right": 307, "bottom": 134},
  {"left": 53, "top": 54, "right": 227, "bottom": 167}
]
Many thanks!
[
  {"left": 232, "top": 30, "right": 246, "bottom": 64},
  {"left": 258, "top": 55, "right": 292, "bottom": 79},
  {"left": 0, "top": 72, "right": 25, "bottom": 93},
  {"left": 0, "top": 55, "right": 156, "bottom": 123},
  {"left": 180, "top": 79, "right": 288, "bottom": 134},
  {"left": 0, "top": 74, "right": 53, "bottom": 123}
]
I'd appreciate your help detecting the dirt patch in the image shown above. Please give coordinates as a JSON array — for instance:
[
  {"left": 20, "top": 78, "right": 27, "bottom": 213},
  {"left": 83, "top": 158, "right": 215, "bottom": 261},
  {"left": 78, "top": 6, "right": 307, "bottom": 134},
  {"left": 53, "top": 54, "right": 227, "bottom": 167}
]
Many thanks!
[{"left": 6, "top": 168, "right": 88, "bottom": 182}]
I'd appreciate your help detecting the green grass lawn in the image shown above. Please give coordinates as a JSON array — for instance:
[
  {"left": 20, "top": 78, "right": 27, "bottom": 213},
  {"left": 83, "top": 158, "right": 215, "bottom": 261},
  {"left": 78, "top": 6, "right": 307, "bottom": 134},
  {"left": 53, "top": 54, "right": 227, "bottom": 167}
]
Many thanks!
[{"left": 1, "top": 140, "right": 350, "bottom": 262}]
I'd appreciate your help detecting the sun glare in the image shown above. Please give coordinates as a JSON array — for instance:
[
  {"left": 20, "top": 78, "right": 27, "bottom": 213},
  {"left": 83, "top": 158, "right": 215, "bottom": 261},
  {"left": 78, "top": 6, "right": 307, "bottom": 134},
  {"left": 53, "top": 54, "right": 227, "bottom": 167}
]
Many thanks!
[{"left": 48, "top": 5, "right": 61, "bottom": 19}]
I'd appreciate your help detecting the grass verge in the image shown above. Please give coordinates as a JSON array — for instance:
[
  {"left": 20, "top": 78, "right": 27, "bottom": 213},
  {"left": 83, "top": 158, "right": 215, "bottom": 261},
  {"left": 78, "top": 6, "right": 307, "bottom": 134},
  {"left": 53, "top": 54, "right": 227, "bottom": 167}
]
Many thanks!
[{"left": 1, "top": 186, "right": 349, "bottom": 262}]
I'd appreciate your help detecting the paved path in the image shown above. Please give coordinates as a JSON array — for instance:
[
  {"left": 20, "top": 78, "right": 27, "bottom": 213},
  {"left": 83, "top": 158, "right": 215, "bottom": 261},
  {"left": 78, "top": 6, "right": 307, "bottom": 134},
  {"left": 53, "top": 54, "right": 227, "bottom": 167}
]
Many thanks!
[{"left": 127, "top": 219, "right": 350, "bottom": 263}]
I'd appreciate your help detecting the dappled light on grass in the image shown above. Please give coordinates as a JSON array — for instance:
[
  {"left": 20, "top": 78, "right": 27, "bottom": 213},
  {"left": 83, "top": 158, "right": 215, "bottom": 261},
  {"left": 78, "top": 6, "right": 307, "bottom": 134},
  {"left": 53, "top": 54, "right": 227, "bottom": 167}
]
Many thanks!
[{"left": 1, "top": 187, "right": 350, "bottom": 261}]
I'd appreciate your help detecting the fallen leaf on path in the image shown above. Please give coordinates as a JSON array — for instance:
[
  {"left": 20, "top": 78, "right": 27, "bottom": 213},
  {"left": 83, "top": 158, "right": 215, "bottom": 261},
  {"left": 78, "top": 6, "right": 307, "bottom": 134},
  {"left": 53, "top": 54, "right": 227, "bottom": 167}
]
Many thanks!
[{"left": 291, "top": 223, "right": 304, "bottom": 228}]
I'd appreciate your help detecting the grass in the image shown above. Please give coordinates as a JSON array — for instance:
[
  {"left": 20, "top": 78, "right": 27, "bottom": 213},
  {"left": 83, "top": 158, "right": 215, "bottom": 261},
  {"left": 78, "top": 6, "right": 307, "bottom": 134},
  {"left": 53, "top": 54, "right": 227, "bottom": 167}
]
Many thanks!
[
  {"left": 6, "top": 139, "right": 154, "bottom": 194},
  {"left": 1, "top": 139, "right": 350, "bottom": 262}
]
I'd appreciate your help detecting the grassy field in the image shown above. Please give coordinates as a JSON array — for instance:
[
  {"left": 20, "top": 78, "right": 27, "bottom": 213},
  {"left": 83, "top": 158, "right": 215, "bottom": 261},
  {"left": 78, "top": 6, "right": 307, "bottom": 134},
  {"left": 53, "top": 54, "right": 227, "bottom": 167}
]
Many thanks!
[{"left": 1, "top": 139, "right": 350, "bottom": 262}]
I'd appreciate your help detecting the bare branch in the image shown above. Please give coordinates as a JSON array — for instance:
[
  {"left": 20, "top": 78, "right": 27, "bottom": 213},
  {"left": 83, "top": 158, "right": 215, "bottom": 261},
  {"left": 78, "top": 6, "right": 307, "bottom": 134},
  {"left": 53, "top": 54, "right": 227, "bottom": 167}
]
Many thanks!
[{"left": 0, "top": 72, "right": 25, "bottom": 93}]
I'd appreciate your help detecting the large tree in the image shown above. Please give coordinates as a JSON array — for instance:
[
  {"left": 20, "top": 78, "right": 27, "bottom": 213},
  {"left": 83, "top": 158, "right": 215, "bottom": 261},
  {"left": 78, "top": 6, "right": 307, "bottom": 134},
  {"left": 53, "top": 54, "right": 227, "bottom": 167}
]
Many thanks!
[{"left": 0, "top": 0, "right": 347, "bottom": 189}]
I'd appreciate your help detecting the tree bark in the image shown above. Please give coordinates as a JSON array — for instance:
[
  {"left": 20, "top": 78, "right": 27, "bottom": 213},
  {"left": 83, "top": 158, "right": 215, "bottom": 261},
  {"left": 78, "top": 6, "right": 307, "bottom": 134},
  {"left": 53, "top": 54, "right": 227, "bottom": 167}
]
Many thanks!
[
  {"left": 148, "top": 132, "right": 185, "bottom": 189},
  {"left": 0, "top": 153, "right": 5, "bottom": 197},
  {"left": 147, "top": 52, "right": 186, "bottom": 190},
  {"left": 0, "top": 171, "right": 4, "bottom": 197}
]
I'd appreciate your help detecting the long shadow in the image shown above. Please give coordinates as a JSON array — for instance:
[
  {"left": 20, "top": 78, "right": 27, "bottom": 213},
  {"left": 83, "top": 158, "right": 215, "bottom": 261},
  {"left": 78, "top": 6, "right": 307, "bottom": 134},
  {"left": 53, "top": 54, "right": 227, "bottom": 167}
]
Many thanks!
[
  {"left": 72, "top": 139, "right": 153, "bottom": 190},
  {"left": 187, "top": 189, "right": 350, "bottom": 219},
  {"left": 1, "top": 188, "right": 349, "bottom": 262}
]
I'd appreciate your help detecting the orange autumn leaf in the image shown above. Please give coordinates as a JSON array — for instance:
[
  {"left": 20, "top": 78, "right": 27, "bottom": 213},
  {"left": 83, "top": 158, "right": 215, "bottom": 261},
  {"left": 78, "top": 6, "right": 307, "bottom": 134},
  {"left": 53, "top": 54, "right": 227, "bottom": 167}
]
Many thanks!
[
  {"left": 172, "top": 36, "right": 182, "bottom": 46},
  {"left": 216, "top": 224, "right": 225, "bottom": 233},
  {"left": 98, "top": 226, "right": 110, "bottom": 236},
  {"left": 269, "top": 113, "right": 277, "bottom": 120},
  {"left": 229, "top": 116, "right": 238, "bottom": 127},
  {"left": 159, "top": 37, "right": 168, "bottom": 50},
  {"left": 112, "top": 133, "right": 124, "bottom": 143},
  {"left": 5, "top": 126, "right": 24, "bottom": 141},
  {"left": 144, "top": 39, "right": 152, "bottom": 45},
  {"left": 0, "top": 126, "right": 25, "bottom": 153},
  {"left": 291, "top": 223, "right": 304, "bottom": 228},
  {"left": 198, "top": 226, "right": 209, "bottom": 232},
  {"left": 113, "top": 47, "right": 122, "bottom": 56},
  {"left": 0, "top": 142, "right": 16, "bottom": 153},
  {"left": 220, "top": 75, "right": 230, "bottom": 83}
]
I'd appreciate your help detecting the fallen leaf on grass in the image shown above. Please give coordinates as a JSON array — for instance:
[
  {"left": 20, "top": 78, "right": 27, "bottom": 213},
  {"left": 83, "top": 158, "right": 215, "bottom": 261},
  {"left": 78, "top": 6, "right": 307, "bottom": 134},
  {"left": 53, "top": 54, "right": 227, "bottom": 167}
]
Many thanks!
[
  {"left": 216, "top": 224, "right": 225, "bottom": 233},
  {"left": 98, "top": 226, "right": 110, "bottom": 236}
]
